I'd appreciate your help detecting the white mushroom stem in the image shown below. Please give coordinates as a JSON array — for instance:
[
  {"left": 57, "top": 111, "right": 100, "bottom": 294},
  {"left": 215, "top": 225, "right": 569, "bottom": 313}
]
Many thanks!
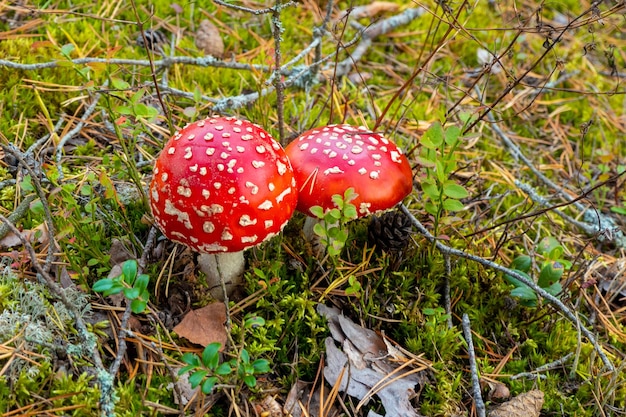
[{"left": 197, "top": 252, "right": 245, "bottom": 301}]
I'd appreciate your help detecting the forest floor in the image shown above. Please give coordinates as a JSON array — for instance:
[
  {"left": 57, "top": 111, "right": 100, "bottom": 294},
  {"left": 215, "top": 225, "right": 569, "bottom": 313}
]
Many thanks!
[{"left": 0, "top": 0, "right": 625, "bottom": 416}]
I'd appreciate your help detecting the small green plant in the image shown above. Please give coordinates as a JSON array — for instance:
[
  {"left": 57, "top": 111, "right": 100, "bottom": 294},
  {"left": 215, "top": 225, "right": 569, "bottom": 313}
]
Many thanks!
[
  {"left": 309, "top": 188, "right": 359, "bottom": 258},
  {"left": 505, "top": 236, "right": 570, "bottom": 307},
  {"left": 93, "top": 260, "right": 150, "bottom": 313},
  {"left": 417, "top": 122, "right": 470, "bottom": 236},
  {"left": 179, "top": 318, "right": 271, "bottom": 394}
]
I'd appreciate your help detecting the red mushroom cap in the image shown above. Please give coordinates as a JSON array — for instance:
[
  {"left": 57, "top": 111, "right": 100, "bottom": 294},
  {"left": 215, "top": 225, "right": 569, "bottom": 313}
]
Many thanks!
[
  {"left": 284, "top": 124, "right": 413, "bottom": 217},
  {"left": 149, "top": 116, "right": 298, "bottom": 253}
]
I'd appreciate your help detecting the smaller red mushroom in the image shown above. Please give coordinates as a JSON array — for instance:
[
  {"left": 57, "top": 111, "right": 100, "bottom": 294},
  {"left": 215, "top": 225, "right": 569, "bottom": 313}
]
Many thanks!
[
  {"left": 284, "top": 124, "right": 413, "bottom": 250},
  {"left": 150, "top": 116, "right": 298, "bottom": 299}
]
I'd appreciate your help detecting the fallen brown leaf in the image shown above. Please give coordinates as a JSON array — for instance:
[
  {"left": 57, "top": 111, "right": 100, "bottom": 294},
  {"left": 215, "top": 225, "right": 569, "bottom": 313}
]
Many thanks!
[
  {"left": 173, "top": 302, "right": 227, "bottom": 347},
  {"left": 488, "top": 389, "right": 544, "bottom": 417}
]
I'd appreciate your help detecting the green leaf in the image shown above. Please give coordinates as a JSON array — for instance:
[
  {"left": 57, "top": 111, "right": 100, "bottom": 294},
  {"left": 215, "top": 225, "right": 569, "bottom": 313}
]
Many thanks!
[
  {"left": 130, "top": 299, "right": 147, "bottom": 314},
  {"left": 435, "top": 159, "right": 446, "bottom": 184},
  {"left": 544, "top": 281, "right": 562, "bottom": 297},
  {"left": 312, "top": 223, "right": 327, "bottom": 238},
  {"left": 110, "top": 77, "right": 130, "bottom": 90},
  {"left": 421, "top": 122, "right": 444, "bottom": 148},
  {"left": 215, "top": 362, "right": 232, "bottom": 376},
  {"left": 510, "top": 286, "right": 537, "bottom": 301},
  {"left": 178, "top": 364, "right": 197, "bottom": 375},
  {"left": 243, "top": 375, "right": 257, "bottom": 388},
  {"left": 201, "top": 376, "right": 219, "bottom": 394},
  {"left": 505, "top": 270, "right": 532, "bottom": 288},
  {"left": 123, "top": 287, "right": 140, "bottom": 300},
  {"left": 252, "top": 359, "right": 270, "bottom": 374},
  {"left": 343, "top": 204, "right": 358, "bottom": 220},
  {"left": 537, "top": 236, "right": 560, "bottom": 257},
  {"left": 444, "top": 126, "right": 461, "bottom": 146},
  {"left": 181, "top": 353, "right": 200, "bottom": 366},
  {"left": 134, "top": 274, "right": 149, "bottom": 293},
  {"left": 327, "top": 208, "right": 341, "bottom": 221},
  {"left": 244, "top": 316, "right": 265, "bottom": 329},
  {"left": 30, "top": 199, "right": 45, "bottom": 216},
  {"left": 239, "top": 349, "right": 250, "bottom": 364},
  {"left": 122, "top": 260, "right": 138, "bottom": 281},
  {"left": 442, "top": 198, "right": 464, "bottom": 211},
  {"left": 20, "top": 175, "right": 34, "bottom": 192},
  {"left": 442, "top": 182, "right": 469, "bottom": 199},
  {"left": 538, "top": 262, "right": 564, "bottom": 288},
  {"left": 60, "top": 43, "right": 75, "bottom": 58},
  {"left": 421, "top": 181, "right": 440, "bottom": 200},
  {"left": 309, "top": 206, "right": 325, "bottom": 219},
  {"left": 510, "top": 255, "right": 532, "bottom": 273},
  {"left": 92, "top": 279, "right": 114, "bottom": 293},
  {"left": 202, "top": 343, "right": 222, "bottom": 370},
  {"left": 188, "top": 370, "right": 208, "bottom": 388},
  {"left": 610, "top": 206, "right": 626, "bottom": 215}
]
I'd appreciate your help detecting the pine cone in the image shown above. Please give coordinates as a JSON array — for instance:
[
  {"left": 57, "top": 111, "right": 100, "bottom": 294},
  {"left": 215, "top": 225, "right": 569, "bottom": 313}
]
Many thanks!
[{"left": 368, "top": 210, "right": 413, "bottom": 252}]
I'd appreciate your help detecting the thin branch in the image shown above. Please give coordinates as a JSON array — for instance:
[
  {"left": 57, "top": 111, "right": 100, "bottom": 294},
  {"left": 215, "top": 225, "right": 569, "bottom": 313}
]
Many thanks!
[{"left": 462, "top": 314, "right": 485, "bottom": 417}]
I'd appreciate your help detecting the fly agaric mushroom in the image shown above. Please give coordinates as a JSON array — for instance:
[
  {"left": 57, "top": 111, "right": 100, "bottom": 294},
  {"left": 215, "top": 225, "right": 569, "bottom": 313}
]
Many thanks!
[
  {"left": 284, "top": 124, "right": 413, "bottom": 250},
  {"left": 150, "top": 116, "right": 297, "bottom": 299}
]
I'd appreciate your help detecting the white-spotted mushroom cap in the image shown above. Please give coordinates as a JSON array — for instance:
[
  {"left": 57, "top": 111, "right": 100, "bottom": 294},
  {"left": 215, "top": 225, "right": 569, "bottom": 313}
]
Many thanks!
[
  {"left": 149, "top": 116, "right": 298, "bottom": 253},
  {"left": 284, "top": 124, "right": 413, "bottom": 217}
]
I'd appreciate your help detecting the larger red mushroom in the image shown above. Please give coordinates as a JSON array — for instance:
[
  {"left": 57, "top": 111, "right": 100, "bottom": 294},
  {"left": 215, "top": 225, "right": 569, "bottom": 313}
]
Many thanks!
[
  {"left": 150, "top": 116, "right": 297, "bottom": 299},
  {"left": 284, "top": 124, "right": 413, "bottom": 251}
]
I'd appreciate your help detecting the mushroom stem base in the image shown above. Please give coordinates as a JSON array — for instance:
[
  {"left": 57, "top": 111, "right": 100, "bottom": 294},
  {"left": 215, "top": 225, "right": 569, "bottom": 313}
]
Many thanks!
[{"left": 197, "top": 252, "right": 245, "bottom": 301}]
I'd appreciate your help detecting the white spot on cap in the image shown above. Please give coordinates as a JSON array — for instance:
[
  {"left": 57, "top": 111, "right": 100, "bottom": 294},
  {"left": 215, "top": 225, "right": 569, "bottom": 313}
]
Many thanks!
[
  {"left": 242, "top": 134, "right": 253, "bottom": 140},
  {"left": 203, "top": 221, "right": 215, "bottom": 233},
  {"left": 222, "top": 132, "right": 231, "bottom": 138},
  {"left": 220, "top": 152, "right": 229, "bottom": 159},
  {"left": 245, "top": 181, "right": 259, "bottom": 195},
  {"left": 323, "top": 166, "right": 344, "bottom": 175},
  {"left": 164, "top": 199, "right": 192, "bottom": 229},
  {"left": 351, "top": 146, "right": 363, "bottom": 154},
  {"left": 189, "top": 164, "right": 198, "bottom": 172},
  {"left": 390, "top": 150, "right": 402, "bottom": 163},
  {"left": 348, "top": 160, "right": 355, "bottom": 165},
  {"left": 217, "top": 164, "right": 225, "bottom": 171},
  {"left": 259, "top": 200, "right": 273, "bottom": 210},
  {"left": 233, "top": 127, "right": 242, "bottom": 133},
  {"left": 370, "top": 171, "right": 380, "bottom": 179},
  {"left": 264, "top": 220, "right": 273, "bottom": 228},
  {"left": 372, "top": 154, "right": 382, "bottom": 160},
  {"left": 359, "top": 202, "right": 372, "bottom": 215},
  {"left": 221, "top": 230, "right": 233, "bottom": 240},
  {"left": 177, "top": 185, "right": 192, "bottom": 197},
  {"left": 241, "top": 236, "right": 258, "bottom": 244},
  {"left": 204, "top": 132, "right": 214, "bottom": 140},
  {"left": 236, "top": 146, "right": 245, "bottom": 153},
  {"left": 168, "top": 147, "right": 175, "bottom": 155},
  {"left": 199, "top": 167, "right": 208, "bottom": 176},
  {"left": 239, "top": 215, "right": 257, "bottom": 226},
  {"left": 276, "top": 187, "right": 292, "bottom": 203},
  {"left": 215, "top": 125, "right": 224, "bottom": 131},
  {"left": 228, "top": 187, "right": 236, "bottom": 194},
  {"left": 206, "top": 148, "right": 215, "bottom": 156},
  {"left": 151, "top": 187, "right": 159, "bottom": 203},
  {"left": 197, "top": 120, "right": 206, "bottom": 127},
  {"left": 161, "top": 173, "right": 168, "bottom": 182},
  {"left": 252, "top": 160, "right": 265, "bottom": 169},
  {"left": 276, "top": 160, "right": 287, "bottom": 175},
  {"left": 200, "top": 204, "right": 223, "bottom": 215},
  {"left": 358, "top": 167, "right": 367, "bottom": 175},
  {"left": 184, "top": 147, "right": 193, "bottom": 159},
  {"left": 202, "top": 189, "right": 210, "bottom": 199},
  {"left": 311, "top": 148, "right": 318, "bottom": 154},
  {"left": 214, "top": 182, "right": 222, "bottom": 189},
  {"left": 256, "top": 145, "right": 266, "bottom": 154},
  {"left": 299, "top": 143, "right": 309, "bottom": 151},
  {"left": 268, "top": 183, "right": 275, "bottom": 191},
  {"left": 227, "top": 159, "right": 237, "bottom": 173}
]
